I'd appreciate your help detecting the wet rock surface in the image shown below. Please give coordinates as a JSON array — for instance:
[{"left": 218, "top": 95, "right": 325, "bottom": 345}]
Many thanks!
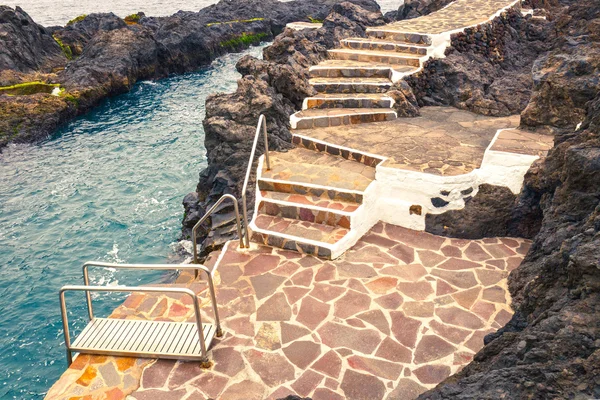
[
  {"left": 0, "top": 0, "right": 377, "bottom": 148},
  {"left": 420, "top": 1, "right": 600, "bottom": 398},
  {"left": 182, "top": 1, "right": 384, "bottom": 255}
]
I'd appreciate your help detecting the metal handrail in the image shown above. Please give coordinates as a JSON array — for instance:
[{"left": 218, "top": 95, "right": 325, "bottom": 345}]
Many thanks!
[
  {"left": 192, "top": 194, "right": 244, "bottom": 263},
  {"left": 81, "top": 262, "right": 221, "bottom": 338},
  {"left": 241, "top": 114, "right": 271, "bottom": 247},
  {"left": 59, "top": 285, "right": 205, "bottom": 365}
]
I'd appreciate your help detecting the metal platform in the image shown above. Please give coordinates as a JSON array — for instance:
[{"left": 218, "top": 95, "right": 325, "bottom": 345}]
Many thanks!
[
  {"left": 71, "top": 318, "right": 217, "bottom": 361},
  {"left": 60, "top": 262, "right": 223, "bottom": 365}
]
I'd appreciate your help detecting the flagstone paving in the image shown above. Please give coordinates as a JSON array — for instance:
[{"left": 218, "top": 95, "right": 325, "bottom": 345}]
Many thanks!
[
  {"left": 294, "top": 107, "right": 521, "bottom": 176},
  {"left": 75, "top": 223, "right": 530, "bottom": 400}
]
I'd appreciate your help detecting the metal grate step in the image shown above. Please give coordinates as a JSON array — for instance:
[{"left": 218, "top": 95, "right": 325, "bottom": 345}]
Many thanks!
[{"left": 71, "top": 318, "right": 216, "bottom": 361}]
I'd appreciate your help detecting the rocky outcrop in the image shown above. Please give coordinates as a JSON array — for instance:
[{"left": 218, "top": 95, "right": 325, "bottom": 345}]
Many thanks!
[
  {"left": 0, "top": 0, "right": 378, "bottom": 149},
  {"left": 406, "top": 8, "right": 553, "bottom": 117},
  {"left": 392, "top": 0, "right": 454, "bottom": 21},
  {"left": 420, "top": 1, "right": 600, "bottom": 398},
  {"left": 0, "top": 6, "right": 66, "bottom": 74},
  {"left": 181, "top": 1, "right": 384, "bottom": 255}
]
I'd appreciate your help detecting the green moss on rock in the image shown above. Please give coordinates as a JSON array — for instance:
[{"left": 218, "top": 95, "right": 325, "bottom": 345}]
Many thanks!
[
  {"left": 206, "top": 17, "right": 265, "bottom": 27},
  {"left": 219, "top": 32, "right": 269, "bottom": 49},
  {"left": 53, "top": 35, "right": 73, "bottom": 60},
  {"left": 67, "top": 14, "right": 87, "bottom": 26},
  {"left": 0, "top": 82, "right": 61, "bottom": 96},
  {"left": 124, "top": 14, "right": 141, "bottom": 24},
  {"left": 307, "top": 16, "right": 324, "bottom": 23}
]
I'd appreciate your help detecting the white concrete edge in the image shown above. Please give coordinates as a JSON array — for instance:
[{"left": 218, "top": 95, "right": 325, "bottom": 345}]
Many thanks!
[
  {"left": 301, "top": 95, "right": 395, "bottom": 111},
  {"left": 341, "top": 38, "right": 430, "bottom": 49},
  {"left": 328, "top": 48, "right": 423, "bottom": 60},
  {"left": 258, "top": 176, "right": 366, "bottom": 196},
  {"left": 309, "top": 65, "right": 394, "bottom": 71},
  {"left": 248, "top": 220, "right": 338, "bottom": 251},
  {"left": 309, "top": 79, "right": 393, "bottom": 86},
  {"left": 291, "top": 133, "right": 389, "bottom": 163}
]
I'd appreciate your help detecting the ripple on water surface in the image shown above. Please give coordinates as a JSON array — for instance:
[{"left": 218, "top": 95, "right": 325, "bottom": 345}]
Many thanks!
[{"left": 0, "top": 45, "right": 264, "bottom": 399}]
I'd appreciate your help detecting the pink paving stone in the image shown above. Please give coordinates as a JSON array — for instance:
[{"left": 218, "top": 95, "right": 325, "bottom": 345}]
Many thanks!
[
  {"left": 452, "top": 287, "right": 481, "bottom": 309},
  {"left": 375, "top": 292, "right": 404, "bottom": 310},
  {"left": 348, "top": 278, "right": 369, "bottom": 294},
  {"left": 266, "top": 387, "right": 296, "bottom": 400},
  {"left": 390, "top": 311, "right": 422, "bottom": 348},
  {"left": 482, "top": 238, "right": 499, "bottom": 244},
  {"left": 221, "top": 249, "right": 254, "bottom": 264},
  {"left": 441, "top": 245, "right": 463, "bottom": 258},
  {"left": 313, "top": 388, "right": 344, "bottom": 400},
  {"left": 141, "top": 359, "right": 176, "bottom": 389},
  {"left": 516, "top": 241, "right": 531, "bottom": 255},
  {"left": 281, "top": 322, "right": 311, "bottom": 344},
  {"left": 309, "top": 283, "right": 347, "bottom": 302},
  {"left": 311, "top": 350, "right": 342, "bottom": 378},
  {"left": 387, "top": 379, "right": 427, "bottom": 400},
  {"left": 429, "top": 320, "right": 472, "bottom": 344},
  {"left": 486, "top": 259, "right": 506, "bottom": 270},
  {"left": 476, "top": 269, "right": 506, "bottom": 286},
  {"left": 348, "top": 355, "right": 403, "bottom": 381},
  {"left": 187, "top": 373, "right": 229, "bottom": 398},
  {"left": 283, "top": 286, "right": 310, "bottom": 304},
  {"left": 485, "top": 243, "right": 517, "bottom": 258},
  {"left": 325, "top": 377, "right": 339, "bottom": 390},
  {"left": 417, "top": 250, "right": 446, "bottom": 268},
  {"left": 220, "top": 380, "right": 267, "bottom": 400},
  {"left": 362, "top": 233, "right": 399, "bottom": 248},
  {"left": 413, "top": 364, "right": 451, "bottom": 384},
  {"left": 431, "top": 269, "right": 478, "bottom": 289},
  {"left": 397, "top": 280, "right": 434, "bottom": 301},
  {"left": 436, "top": 306, "right": 485, "bottom": 329},
  {"left": 217, "top": 288, "right": 241, "bottom": 306},
  {"left": 495, "top": 309, "right": 513, "bottom": 326},
  {"left": 472, "top": 300, "right": 497, "bottom": 320},
  {"left": 291, "top": 370, "right": 324, "bottom": 397},
  {"left": 318, "top": 322, "right": 381, "bottom": 354},
  {"left": 219, "top": 265, "right": 243, "bottom": 285},
  {"left": 231, "top": 295, "right": 256, "bottom": 315},
  {"left": 297, "top": 296, "right": 331, "bottom": 330},
  {"left": 333, "top": 290, "right": 371, "bottom": 319},
  {"left": 131, "top": 389, "right": 187, "bottom": 400},
  {"left": 464, "top": 242, "right": 492, "bottom": 261},
  {"left": 290, "top": 269, "right": 314, "bottom": 287},
  {"left": 450, "top": 238, "right": 471, "bottom": 247},
  {"left": 357, "top": 309, "right": 390, "bottom": 335},
  {"left": 437, "top": 257, "right": 482, "bottom": 271},
  {"left": 375, "top": 337, "right": 412, "bottom": 363},
  {"left": 282, "top": 340, "right": 322, "bottom": 369},
  {"left": 365, "top": 277, "right": 398, "bottom": 294},
  {"left": 507, "top": 256, "right": 524, "bottom": 271},
  {"left": 403, "top": 301, "right": 435, "bottom": 318},
  {"left": 454, "top": 351, "right": 474, "bottom": 365},
  {"left": 250, "top": 273, "right": 286, "bottom": 300},
  {"left": 244, "top": 255, "right": 281, "bottom": 276},
  {"left": 482, "top": 286, "right": 507, "bottom": 303},
  {"left": 149, "top": 298, "right": 168, "bottom": 317},
  {"left": 245, "top": 349, "right": 296, "bottom": 387},
  {"left": 384, "top": 224, "right": 445, "bottom": 251},
  {"left": 347, "top": 318, "right": 366, "bottom": 328},
  {"left": 315, "top": 263, "right": 337, "bottom": 281},
  {"left": 413, "top": 335, "right": 456, "bottom": 364},
  {"left": 212, "top": 347, "right": 245, "bottom": 377},
  {"left": 436, "top": 279, "right": 458, "bottom": 295},
  {"left": 388, "top": 243, "right": 416, "bottom": 264},
  {"left": 298, "top": 256, "right": 322, "bottom": 268},
  {"left": 168, "top": 302, "right": 189, "bottom": 318},
  {"left": 464, "top": 329, "right": 494, "bottom": 352},
  {"left": 226, "top": 316, "right": 255, "bottom": 337},
  {"left": 381, "top": 263, "right": 428, "bottom": 282},
  {"left": 347, "top": 245, "right": 400, "bottom": 265},
  {"left": 340, "top": 370, "right": 386, "bottom": 400},
  {"left": 501, "top": 238, "right": 520, "bottom": 248},
  {"left": 256, "top": 293, "right": 292, "bottom": 321},
  {"left": 336, "top": 262, "right": 378, "bottom": 278},
  {"left": 272, "top": 261, "right": 301, "bottom": 277}
]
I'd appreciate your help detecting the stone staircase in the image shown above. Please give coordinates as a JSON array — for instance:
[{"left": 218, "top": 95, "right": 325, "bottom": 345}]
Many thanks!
[
  {"left": 290, "top": 29, "right": 434, "bottom": 130},
  {"left": 248, "top": 147, "right": 381, "bottom": 259}
]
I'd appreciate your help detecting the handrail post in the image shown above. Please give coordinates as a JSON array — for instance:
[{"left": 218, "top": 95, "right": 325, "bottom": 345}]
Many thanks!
[
  {"left": 262, "top": 116, "right": 270, "bottom": 171},
  {"left": 59, "top": 290, "right": 73, "bottom": 365},
  {"left": 82, "top": 265, "right": 94, "bottom": 320}
]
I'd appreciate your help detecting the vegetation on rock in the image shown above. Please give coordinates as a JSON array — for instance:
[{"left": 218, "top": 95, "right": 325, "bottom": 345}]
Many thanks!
[
  {"left": 206, "top": 17, "right": 265, "bottom": 27},
  {"left": 219, "top": 32, "right": 270, "bottom": 50},
  {"left": 53, "top": 35, "right": 73, "bottom": 60},
  {"left": 0, "top": 82, "right": 61, "bottom": 96},
  {"left": 124, "top": 14, "right": 141, "bottom": 25},
  {"left": 66, "top": 14, "right": 87, "bottom": 26}
]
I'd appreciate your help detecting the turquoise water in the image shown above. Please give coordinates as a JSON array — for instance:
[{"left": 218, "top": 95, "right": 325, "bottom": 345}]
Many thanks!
[{"left": 0, "top": 45, "right": 264, "bottom": 399}]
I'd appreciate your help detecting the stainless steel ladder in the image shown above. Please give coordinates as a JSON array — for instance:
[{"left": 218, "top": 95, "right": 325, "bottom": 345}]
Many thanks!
[{"left": 59, "top": 262, "right": 221, "bottom": 365}]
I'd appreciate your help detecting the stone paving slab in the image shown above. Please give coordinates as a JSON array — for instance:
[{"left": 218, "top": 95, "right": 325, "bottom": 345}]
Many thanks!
[
  {"left": 385, "top": 0, "right": 518, "bottom": 35},
  {"left": 295, "top": 106, "right": 520, "bottom": 176},
  {"left": 491, "top": 128, "right": 554, "bottom": 156},
  {"left": 77, "top": 223, "right": 529, "bottom": 400}
]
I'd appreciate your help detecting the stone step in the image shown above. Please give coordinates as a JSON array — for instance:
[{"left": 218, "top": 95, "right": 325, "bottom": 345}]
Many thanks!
[
  {"left": 303, "top": 93, "right": 394, "bottom": 110},
  {"left": 366, "top": 28, "right": 432, "bottom": 46},
  {"left": 291, "top": 108, "right": 397, "bottom": 129},
  {"left": 328, "top": 49, "right": 422, "bottom": 67},
  {"left": 292, "top": 133, "right": 385, "bottom": 167},
  {"left": 342, "top": 37, "right": 429, "bottom": 56},
  {"left": 310, "top": 62, "right": 393, "bottom": 79},
  {"left": 258, "top": 147, "right": 375, "bottom": 203},
  {"left": 257, "top": 196, "right": 354, "bottom": 229},
  {"left": 309, "top": 77, "right": 393, "bottom": 94},
  {"left": 251, "top": 214, "right": 349, "bottom": 259}
]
